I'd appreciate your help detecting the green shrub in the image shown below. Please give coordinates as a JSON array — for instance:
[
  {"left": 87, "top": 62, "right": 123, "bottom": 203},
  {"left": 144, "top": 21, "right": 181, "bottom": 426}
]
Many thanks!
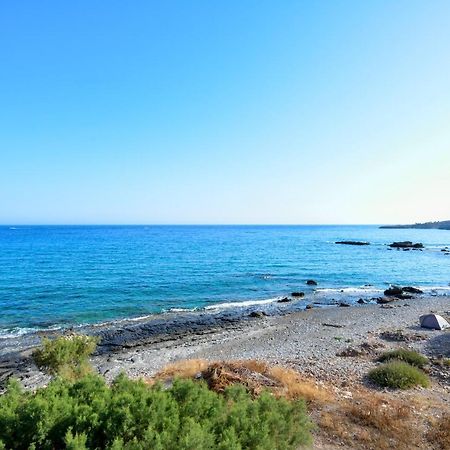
[
  {"left": 32, "top": 334, "right": 99, "bottom": 379},
  {"left": 0, "top": 374, "right": 313, "bottom": 449},
  {"left": 368, "top": 361, "right": 429, "bottom": 389},
  {"left": 378, "top": 348, "right": 428, "bottom": 368}
]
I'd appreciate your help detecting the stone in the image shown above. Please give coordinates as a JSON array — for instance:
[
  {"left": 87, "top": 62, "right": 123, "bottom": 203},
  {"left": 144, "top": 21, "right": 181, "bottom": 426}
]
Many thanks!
[
  {"left": 291, "top": 292, "right": 305, "bottom": 297},
  {"left": 377, "top": 297, "right": 395, "bottom": 304},
  {"left": 249, "top": 311, "right": 267, "bottom": 318},
  {"left": 306, "top": 280, "right": 318, "bottom": 286}
]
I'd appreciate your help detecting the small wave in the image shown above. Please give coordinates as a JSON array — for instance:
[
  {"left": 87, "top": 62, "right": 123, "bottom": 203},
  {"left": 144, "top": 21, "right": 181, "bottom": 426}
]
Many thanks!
[
  {"left": 0, "top": 325, "right": 62, "bottom": 339},
  {"left": 204, "top": 297, "right": 282, "bottom": 311},
  {"left": 165, "top": 307, "right": 198, "bottom": 313}
]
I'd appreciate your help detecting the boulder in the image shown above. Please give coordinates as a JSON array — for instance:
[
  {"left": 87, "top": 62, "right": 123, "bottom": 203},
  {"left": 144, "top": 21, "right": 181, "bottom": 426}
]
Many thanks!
[
  {"left": 357, "top": 298, "right": 366, "bottom": 304},
  {"left": 419, "top": 314, "right": 450, "bottom": 330},
  {"left": 305, "top": 304, "right": 314, "bottom": 310},
  {"left": 291, "top": 292, "right": 305, "bottom": 297},
  {"left": 402, "top": 286, "right": 423, "bottom": 294},
  {"left": 306, "top": 280, "right": 318, "bottom": 286},
  {"left": 277, "top": 297, "right": 291, "bottom": 303}
]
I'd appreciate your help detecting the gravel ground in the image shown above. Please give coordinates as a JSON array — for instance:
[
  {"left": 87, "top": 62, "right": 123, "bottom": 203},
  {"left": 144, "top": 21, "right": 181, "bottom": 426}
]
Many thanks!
[{"left": 91, "top": 295, "right": 450, "bottom": 391}]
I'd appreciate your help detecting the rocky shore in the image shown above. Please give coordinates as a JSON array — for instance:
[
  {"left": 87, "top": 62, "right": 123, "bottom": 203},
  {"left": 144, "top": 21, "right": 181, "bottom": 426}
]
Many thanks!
[{"left": 2, "top": 294, "right": 449, "bottom": 395}]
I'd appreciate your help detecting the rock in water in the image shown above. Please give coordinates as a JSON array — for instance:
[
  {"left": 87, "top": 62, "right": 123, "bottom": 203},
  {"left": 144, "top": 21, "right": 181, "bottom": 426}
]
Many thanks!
[
  {"left": 306, "top": 280, "right": 318, "bottom": 286},
  {"left": 335, "top": 241, "right": 370, "bottom": 245},
  {"left": 389, "top": 241, "right": 424, "bottom": 249},
  {"left": 291, "top": 292, "right": 305, "bottom": 297}
]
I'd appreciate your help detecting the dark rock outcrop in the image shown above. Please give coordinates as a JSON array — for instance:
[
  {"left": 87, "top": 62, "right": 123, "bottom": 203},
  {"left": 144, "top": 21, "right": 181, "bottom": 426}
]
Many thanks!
[
  {"left": 306, "top": 280, "right": 318, "bottom": 286},
  {"left": 384, "top": 286, "right": 403, "bottom": 296},
  {"left": 277, "top": 297, "right": 291, "bottom": 303},
  {"left": 291, "top": 292, "right": 305, "bottom": 297},
  {"left": 388, "top": 241, "right": 424, "bottom": 249},
  {"left": 335, "top": 241, "right": 370, "bottom": 246}
]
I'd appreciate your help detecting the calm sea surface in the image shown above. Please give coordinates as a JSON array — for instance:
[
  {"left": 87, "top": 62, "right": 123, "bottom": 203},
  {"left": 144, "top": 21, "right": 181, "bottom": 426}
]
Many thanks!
[{"left": 1, "top": 225, "right": 449, "bottom": 337}]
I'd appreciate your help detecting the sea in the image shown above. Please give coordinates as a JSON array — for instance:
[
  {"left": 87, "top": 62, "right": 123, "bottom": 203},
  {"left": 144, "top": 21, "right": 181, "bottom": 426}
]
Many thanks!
[{"left": 1, "top": 225, "right": 449, "bottom": 340}]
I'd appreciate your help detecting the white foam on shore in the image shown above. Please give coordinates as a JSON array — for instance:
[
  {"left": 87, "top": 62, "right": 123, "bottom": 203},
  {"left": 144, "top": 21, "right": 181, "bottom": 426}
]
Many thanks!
[
  {"left": 204, "top": 297, "right": 282, "bottom": 311},
  {"left": 315, "top": 286, "right": 383, "bottom": 295},
  {"left": 0, "top": 325, "right": 62, "bottom": 339}
]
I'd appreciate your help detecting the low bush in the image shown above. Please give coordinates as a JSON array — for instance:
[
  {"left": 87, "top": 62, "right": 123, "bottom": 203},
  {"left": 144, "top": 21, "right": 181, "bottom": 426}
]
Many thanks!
[
  {"left": 378, "top": 348, "right": 428, "bottom": 368},
  {"left": 368, "top": 361, "right": 429, "bottom": 389},
  {"left": 32, "top": 334, "right": 99, "bottom": 379},
  {"left": 0, "top": 374, "right": 313, "bottom": 449}
]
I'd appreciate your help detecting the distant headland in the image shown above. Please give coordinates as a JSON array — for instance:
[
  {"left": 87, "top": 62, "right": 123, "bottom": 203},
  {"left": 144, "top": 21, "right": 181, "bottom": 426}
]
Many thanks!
[{"left": 380, "top": 220, "right": 450, "bottom": 230}]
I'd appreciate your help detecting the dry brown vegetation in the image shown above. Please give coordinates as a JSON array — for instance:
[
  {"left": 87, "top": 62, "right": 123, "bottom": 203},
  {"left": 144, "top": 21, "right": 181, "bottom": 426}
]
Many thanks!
[
  {"left": 427, "top": 414, "right": 450, "bottom": 450},
  {"left": 319, "top": 391, "right": 422, "bottom": 450},
  {"left": 153, "top": 358, "right": 331, "bottom": 404},
  {"left": 151, "top": 358, "right": 450, "bottom": 450}
]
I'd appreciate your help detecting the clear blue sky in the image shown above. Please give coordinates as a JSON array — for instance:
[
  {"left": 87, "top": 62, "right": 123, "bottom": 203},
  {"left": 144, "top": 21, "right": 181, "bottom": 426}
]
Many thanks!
[{"left": 1, "top": 1, "right": 449, "bottom": 224}]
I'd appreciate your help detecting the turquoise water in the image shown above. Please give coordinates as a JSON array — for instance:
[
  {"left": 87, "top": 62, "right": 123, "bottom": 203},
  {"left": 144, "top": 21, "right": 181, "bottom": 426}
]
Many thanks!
[{"left": 1, "top": 225, "right": 449, "bottom": 337}]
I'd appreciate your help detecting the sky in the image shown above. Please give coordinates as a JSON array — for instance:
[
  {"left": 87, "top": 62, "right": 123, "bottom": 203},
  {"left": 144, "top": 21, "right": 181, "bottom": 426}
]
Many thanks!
[{"left": 1, "top": 1, "right": 449, "bottom": 225}]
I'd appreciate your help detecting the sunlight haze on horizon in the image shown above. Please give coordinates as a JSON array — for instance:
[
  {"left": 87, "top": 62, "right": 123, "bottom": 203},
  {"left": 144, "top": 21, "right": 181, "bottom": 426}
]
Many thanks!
[{"left": 1, "top": 1, "right": 449, "bottom": 225}]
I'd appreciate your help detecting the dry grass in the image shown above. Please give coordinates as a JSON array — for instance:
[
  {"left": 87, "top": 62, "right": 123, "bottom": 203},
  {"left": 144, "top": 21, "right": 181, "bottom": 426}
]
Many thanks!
[
  {"left": 153, "top": 358, "right": 208, "bottom": 380},
  {"left": 152, "top": 358, "right": 330, "bottom": 404},
  {"left": 427, "top": 414, "right": 450, "bottom": 450},
  {"left": 319, "top": 391, "right": 421, "bottom": 450}
]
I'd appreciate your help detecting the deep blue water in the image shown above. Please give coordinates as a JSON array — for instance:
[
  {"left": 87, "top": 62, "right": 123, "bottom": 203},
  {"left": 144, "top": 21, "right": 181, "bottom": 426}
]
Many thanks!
[{"left": 1, "top": 225, "right": 449, "bottom": 337}]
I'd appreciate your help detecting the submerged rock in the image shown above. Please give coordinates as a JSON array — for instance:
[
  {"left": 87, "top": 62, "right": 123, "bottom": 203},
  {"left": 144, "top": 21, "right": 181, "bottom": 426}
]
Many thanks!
[
  {"left": 291, "top": 292, "right": 305, "bottom": 297},
  {"left": 306, "top": 280, "right": 318, "bottom": 286}
]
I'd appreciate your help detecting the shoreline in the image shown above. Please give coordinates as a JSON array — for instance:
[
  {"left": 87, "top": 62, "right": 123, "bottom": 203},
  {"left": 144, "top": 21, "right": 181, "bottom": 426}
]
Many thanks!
[
  {"left": 2, "top": 284, "right": 449, "bottom": 355},
  {"left": 1, "top": 293, "right": 449, "bottom": 392}
]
